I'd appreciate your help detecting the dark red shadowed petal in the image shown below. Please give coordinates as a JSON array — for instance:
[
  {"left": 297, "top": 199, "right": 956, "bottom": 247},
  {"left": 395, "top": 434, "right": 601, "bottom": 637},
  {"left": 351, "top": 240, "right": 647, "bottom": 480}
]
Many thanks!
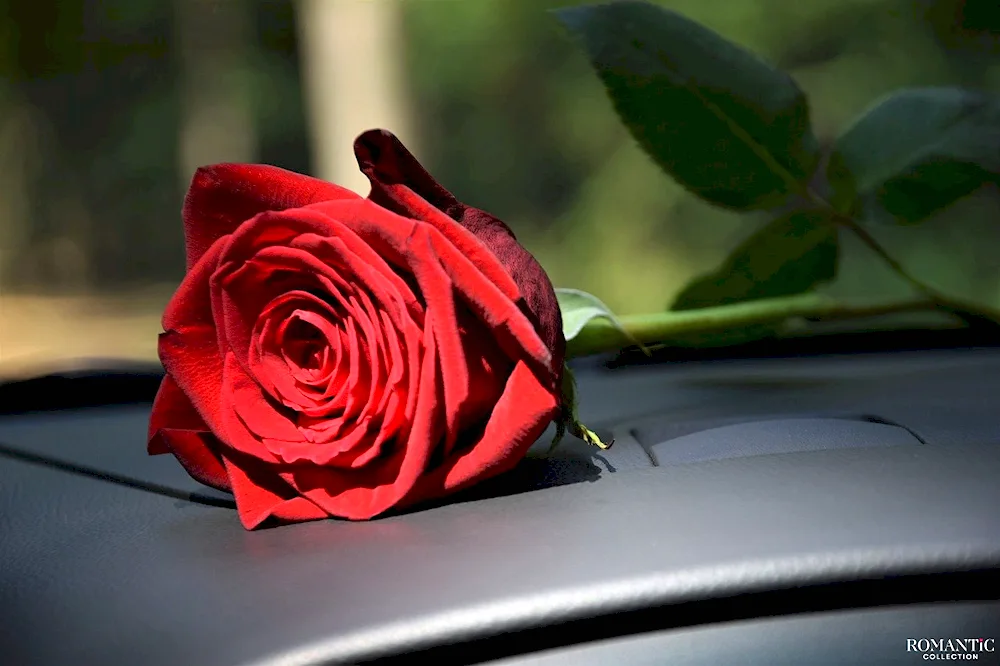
[
  {"left": 148, "top": 375, "right": 230, "bottom": 490},
  {"left": 149, "top": 375, "right": 187, "bottom": 453},
  {"left": 410, "top": 360, "right": 558, "bottom": 501},
  {"left": 353, "top": 129, "right": 565, "bottom": 385},
  {"left": 148, "top": 374, "right": 206, "bottom": 451},
  {"left": 183, "top": 163, "right": 360, "bottom": 269},
  {"left": 353, "top": 131, "right": 520, "bottom": 303},
  {"left": 354, "top": 130, "right": 462, "bottom": 217},
  {"left": 159, "top": 431, "right": 231, "bottom": 491}
]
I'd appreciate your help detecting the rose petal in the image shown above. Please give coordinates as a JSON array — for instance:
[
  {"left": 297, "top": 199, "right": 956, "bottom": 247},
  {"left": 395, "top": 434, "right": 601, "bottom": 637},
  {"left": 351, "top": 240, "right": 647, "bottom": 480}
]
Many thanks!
[
  {"left": 354, "top": 129, "right": 565, "bottom": 384},
  {"left": 347, "top": 288, "right": 390, "bottom": 423},
  {"left": 249, "top": 291, "right": 347, "bottom": 413},
  {"left": 212, "top": 216, "right": 422, "bottom": 395},
  {"left": 276, "top": 309, "right": 338, "bottom": 387},
  {"left": 162, "top": 237, "right": 226, "bottom": 334},
  {"left": 473, "top": 226, "right": 565, "bottom": 389},
  {"left": 158, "top": 430, "right": 231, "bottom": 492},
  {"left": 353, "top": 129, "right": 522, "bottom": 302},
  {"left": 148, "top": 373, "right": 204, "bottom": 451},
  {"left": 410, "top": 359, "right": 558, "bottom": 500},
  {"left": 338, "top": 317, "right": 366, "bottom": 419},
  {"left": 157, "top": 237, "right": 245, "bottom": 450},
  {"left": 226, "top": 209, "right": 425, "bottom": 432},
  {"left": 337, "top": 293, "right": 381, "bottom": 423},
  {"left": 158, "top": 329, "right": 229, "bottom": 444},
  {"left": 224, "top": 352, "right": 301, "bottom": 456},
  {"left": 376, "top": 308, "right": 407, "bottom": 409},
  {"left": 290, "top": 225, "right": 422, "bottom": 321},
  {"left": 275, "top": 417, "right": 373, "bottom": 466},
  {"left": 288, "top": 230, "right": 424, "bottom": 427},
  {"left": 211, "top": 231, "right": 317, "bottom": 368},
  {"left": 220, "top": 451, "right": 328, "bottom": 529},
  {"left": 444, "top": 308, "right": 510, "bottom": 456},
  {"left": 302, "top": 199, "right": 551, "bottom": 372},
  {"left": 148, "top": 370, "right": 231, "bottom": 491},
  {"left": 183, "top": 163, "right": 359, "bottom": 269},
  {"left": 281, "top": 319, "right": 443, "bottom": 519},
  {"left": 354, "top": 130, "right": 458, "bottom": 216},
  {"left": 219, "top": 249, "right": 346, "bottom": 385},
  {"left": 403, "top": 227, "right": 469, "bottom": 453},
  {"left": 419, "top": 224, "right": 553, "bottom": 372}
]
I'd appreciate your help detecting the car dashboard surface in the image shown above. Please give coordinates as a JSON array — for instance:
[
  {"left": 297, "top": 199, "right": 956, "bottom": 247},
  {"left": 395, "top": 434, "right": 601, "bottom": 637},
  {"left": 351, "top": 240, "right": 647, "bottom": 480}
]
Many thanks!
[{"left": 1, "top": 335, "right": 999, "bottom": 665}]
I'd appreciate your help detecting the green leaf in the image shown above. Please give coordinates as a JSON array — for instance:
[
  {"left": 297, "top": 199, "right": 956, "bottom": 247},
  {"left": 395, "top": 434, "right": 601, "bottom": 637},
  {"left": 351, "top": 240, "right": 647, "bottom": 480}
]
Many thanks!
[
  {"left": 828, "top": 87, "right": 1000, "bottom": 224},
  {"left": 556, "top": 288, "right": 630, "bottom": 342},
  {"left": 671, "top": 210, "right": 838, "bottom": 310},
  {"left": 555, "top": 1, "right": 820, "bottom": 211}
]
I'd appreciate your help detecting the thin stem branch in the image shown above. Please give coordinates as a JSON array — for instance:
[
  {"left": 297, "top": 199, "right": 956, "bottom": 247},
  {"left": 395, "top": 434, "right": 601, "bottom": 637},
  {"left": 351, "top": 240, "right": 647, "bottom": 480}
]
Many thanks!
[
  {"left": 804, "top": 188, "right": 1000, "bottom": 325},
  {"left": 836, "top": 217, "right": 932, "bottom": 296}
]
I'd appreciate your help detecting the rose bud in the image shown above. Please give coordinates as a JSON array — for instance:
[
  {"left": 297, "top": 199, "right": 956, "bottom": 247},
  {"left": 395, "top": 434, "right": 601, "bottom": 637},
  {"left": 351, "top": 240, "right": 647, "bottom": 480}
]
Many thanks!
[{"left": 148, "top": 129, "right": 566, "bottom": 529}]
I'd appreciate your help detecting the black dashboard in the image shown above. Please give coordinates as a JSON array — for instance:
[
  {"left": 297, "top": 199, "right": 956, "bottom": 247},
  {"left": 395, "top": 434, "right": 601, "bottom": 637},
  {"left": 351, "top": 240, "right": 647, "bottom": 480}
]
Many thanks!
[{"left": 1, "top": 333, "right": 998, "bottom": 665}]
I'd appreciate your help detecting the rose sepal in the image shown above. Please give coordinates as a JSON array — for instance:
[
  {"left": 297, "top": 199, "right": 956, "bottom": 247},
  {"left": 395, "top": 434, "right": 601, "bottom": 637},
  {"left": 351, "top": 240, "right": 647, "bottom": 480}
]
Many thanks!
[{"left": 550, "top": 362, "right": 613, "bottom": 453}]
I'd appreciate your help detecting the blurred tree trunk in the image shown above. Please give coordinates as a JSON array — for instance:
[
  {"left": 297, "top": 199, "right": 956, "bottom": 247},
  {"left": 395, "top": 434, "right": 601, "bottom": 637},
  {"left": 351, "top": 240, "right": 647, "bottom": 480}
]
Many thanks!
[
  {"left": 0, "top": 93, "right": 36, "bottom": 289},
  {"left": 295, "top": 0, "right": 416, "bottom": 195},
  {"left": 175, "top": 0, "right": 258, "bottom": 185}
]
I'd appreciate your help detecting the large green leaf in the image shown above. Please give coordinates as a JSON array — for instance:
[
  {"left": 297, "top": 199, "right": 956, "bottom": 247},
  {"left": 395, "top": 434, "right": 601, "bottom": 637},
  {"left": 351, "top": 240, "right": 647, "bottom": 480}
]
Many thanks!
[
  {"left": 555, "top": 1, "right": 820, "bottom": 211},
  {"left": 828, "top": 87, "right": 1000, "bottom": 224},
  {"left": 671, "top": 210, "right": 839, "bottom": 310}
]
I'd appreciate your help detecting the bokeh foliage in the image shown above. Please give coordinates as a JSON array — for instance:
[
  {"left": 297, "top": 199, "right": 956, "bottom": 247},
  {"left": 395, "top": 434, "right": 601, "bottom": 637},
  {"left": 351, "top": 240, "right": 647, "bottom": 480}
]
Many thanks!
[{"left": 1, "top": 0, "right": 999, "bottom": 317}]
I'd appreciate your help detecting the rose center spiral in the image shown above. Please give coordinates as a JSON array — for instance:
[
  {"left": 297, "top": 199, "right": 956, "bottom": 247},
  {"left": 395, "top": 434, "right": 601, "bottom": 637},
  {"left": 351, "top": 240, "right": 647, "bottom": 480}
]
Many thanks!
[{"left": 283, "top": 316, "right": 327, "bottom": 374}]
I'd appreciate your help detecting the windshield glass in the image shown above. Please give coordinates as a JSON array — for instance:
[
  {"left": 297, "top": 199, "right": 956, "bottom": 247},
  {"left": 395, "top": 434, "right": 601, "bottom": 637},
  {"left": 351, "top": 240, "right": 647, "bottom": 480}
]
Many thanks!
[{"left": 3, "top": 0, "right": 999, "bottom": 380}]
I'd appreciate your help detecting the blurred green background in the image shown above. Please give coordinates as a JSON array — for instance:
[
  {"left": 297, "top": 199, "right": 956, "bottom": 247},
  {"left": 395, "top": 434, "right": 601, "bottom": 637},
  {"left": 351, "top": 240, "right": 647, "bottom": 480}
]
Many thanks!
[{"left": 2, "top": 0, "right": 999, "bottom": 375}]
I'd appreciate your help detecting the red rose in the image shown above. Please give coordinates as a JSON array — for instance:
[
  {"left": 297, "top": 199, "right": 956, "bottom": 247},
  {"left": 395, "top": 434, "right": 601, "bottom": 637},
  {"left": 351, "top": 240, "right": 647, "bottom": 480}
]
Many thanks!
[{"left": 148, "top": 130, "right": 565, "bottom": 529}]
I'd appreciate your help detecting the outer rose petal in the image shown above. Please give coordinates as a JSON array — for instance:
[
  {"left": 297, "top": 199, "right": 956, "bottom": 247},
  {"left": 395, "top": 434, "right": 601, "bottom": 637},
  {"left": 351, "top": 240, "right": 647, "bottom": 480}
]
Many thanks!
[
  {"left": 354, "top": 129, "right": 565, "bottom": 387},
  {"left": 221, "top": 451, "right": 328, "bottom": 529},
  {"left": 158, "top": 329, "right": 230, "bottom": 442},
  {"left": 162, "top": 236, "right": 226, "bottom": 333},
  {"left": 156, "top": 239, "right": 231, "bottom": 439},
  {"left": 160, "top": 431, "right": 231, "bottom": 492},
  {"left": 148, "top": 375, "right": 231, "bottom": 490},
  {"left": 410, "top": 360, "right": 559, "bottom": 500},
  {"left": 183, "top": 163, "right": 360, "bottom": 269},
  {"left": 148, "top": 374, "right": 191, "bottom": 453}
]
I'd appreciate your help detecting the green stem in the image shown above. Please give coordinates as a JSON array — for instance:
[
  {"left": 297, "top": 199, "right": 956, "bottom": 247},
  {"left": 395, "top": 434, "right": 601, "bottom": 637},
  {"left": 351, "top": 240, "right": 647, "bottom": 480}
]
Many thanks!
[
  {"left": 566, "top": 293, "right": 949, "bottom": 358},
  {"left": 838, "top": 215, "right": 1000, "bottom": 323},
  {"left": 564, "top": 181, "right": 1000, "bottom": 362}
]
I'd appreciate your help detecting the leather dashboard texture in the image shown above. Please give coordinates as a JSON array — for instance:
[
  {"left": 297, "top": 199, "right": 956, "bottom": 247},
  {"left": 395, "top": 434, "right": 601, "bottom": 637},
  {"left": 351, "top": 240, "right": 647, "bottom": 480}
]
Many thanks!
[{"left": 1, "top": 346, "right": 999, "bottom": 665}]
